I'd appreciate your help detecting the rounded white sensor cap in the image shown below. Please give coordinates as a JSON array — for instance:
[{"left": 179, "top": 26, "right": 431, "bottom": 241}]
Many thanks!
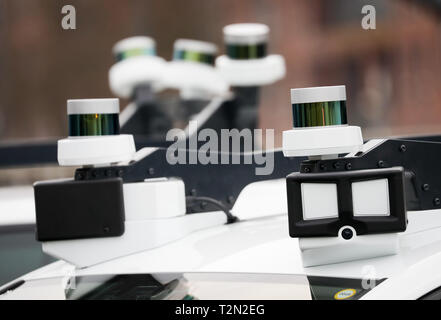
[
  {"left": 174, "top": 39, "right": 218, "bottom": 54},
  {"left": 67, "top": 98, "right": 120, "bottom": 115},
  {"left": 283, "top": 126, "right": 363, "bottom": 157},
  {"left": 291, "top": 85, "right": 346, "bottom": 104},
  {"left": 112, "top": 36, "right": 155, "bottom": 55},
  {"left": 215, "top": 54, "right": 285, "bottom": 86},
  {"left": 223, "top": 23, "right": 269, "bottom": 44},
  {"left": 58, "top": 134, "right": 136, "bottom": 166}
]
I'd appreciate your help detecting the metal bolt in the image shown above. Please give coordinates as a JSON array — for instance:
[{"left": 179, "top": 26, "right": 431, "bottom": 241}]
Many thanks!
[
  {"left": 319, "top": 163, "right": 326, "bottom": 171},
  {"left": 148, "top": 167, "right": 155, "bottom": 175},
  {"left": 333, "top": 162, "right": 341, "bottom": 169},
  {"left": 190, "top": 189, "right": 197, "bottom": 196},
  {"left": 378, "top": 160, "right": 385, "bottom": 168},
  {"left": 103, "top": 227, "right": 110, "bottom": 233},
  {"left": 117, "top": 169, "right": 124, "bottom": 177},
  {"left": 422, "top": 184, "right": 430, "bottom": 191},
  {"left": 434, "top": 198, "right": 441, "bottom": 206},
  {"left": 304, "top": 167, "right": 311, "bottom": 173},
  {"left": 227, "top": 196, "right": 235, "bottom": 204},
  {"left": 400, "top": 144, "right": 407, "bottom": 152},
  {"left": 76, "top": 172, "right": 84, "bottom": 180},
  {"left": 345, "top": 163, "right": 352, "bottom": 170}
]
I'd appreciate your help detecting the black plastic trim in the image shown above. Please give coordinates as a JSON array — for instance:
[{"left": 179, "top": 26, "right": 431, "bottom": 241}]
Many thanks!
[{"left": 34, "top": 178, "right": 125, "bottom": 241}]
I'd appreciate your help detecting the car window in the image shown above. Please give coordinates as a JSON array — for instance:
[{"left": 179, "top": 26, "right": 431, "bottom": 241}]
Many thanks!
[{"left": 64, "top": 272, "right": 385, "bottom": 300}]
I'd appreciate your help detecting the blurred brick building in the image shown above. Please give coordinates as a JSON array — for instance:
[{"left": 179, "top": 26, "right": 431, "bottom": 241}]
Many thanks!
[{"left": 0, "top": 0, "right": 440, "bottom": 147}]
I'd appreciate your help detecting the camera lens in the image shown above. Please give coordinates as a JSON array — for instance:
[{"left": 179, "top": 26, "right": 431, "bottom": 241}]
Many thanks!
[{"left": 341, "top": 228, "right": 353, "bottom": 240}]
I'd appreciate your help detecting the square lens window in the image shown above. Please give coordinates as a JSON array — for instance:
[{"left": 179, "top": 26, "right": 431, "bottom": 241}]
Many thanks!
[
  {"left": 352, "top": 179, "right": 390, "bottom": 217},
  {"left": 301, "top": 183, "right": 339, "bottom": 220}
]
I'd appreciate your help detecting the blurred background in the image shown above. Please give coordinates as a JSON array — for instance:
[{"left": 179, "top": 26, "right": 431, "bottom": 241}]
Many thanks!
[{"left": 0, "top": 0, "right": 440, "bottom": 156}]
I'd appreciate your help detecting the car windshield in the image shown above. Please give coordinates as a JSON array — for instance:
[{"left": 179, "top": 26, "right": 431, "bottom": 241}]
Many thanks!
[{"left": 65, "top": 272, "right": 382, "bottom": 300}]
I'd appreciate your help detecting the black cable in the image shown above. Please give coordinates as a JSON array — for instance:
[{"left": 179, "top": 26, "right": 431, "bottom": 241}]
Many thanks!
[{"left": 186, "top": 196, "right": 239, "bottom": 224}]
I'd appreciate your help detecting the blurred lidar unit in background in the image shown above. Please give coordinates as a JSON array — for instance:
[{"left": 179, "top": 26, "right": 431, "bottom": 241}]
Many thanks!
[
  {"left": 107, "top": 22, "right": 285, "bottom": 148},
  {"left": 109, "top": 35, "right": 170, "bottom": 138}
]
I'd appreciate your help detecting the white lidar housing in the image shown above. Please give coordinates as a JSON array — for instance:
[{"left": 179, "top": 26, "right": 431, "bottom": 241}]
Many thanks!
[
  {"left": 283, "top": 85, "right": 363, "bottom": 157},
  {"left": 156, "top": 61, "right": 229, "bottom": 99},
  {"left": 109, "top": 55, "right": 166, "bottom": 98},
  {"left": 215, "top": 54, "right": 286, "bottom": 86},
  {"left": 283, "top": 126, "right": 363, "bottom": 157},
  {"left": 60, "top": 98, "right": 137, "bottom": 166},
  {"left": 67, "top": 98, "right": 119, "bottom": 115},
  {"left": 290, "top": 85, "right": 346, "bottom": 104}
]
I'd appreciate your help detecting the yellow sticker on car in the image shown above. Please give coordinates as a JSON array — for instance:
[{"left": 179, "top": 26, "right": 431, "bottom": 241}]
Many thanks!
[{"left": 334, "top": 288, "right": 357, "bottom": 300}]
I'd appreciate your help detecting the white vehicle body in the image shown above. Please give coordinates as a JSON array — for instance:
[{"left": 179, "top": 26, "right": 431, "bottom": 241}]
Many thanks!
[{"left": 2, "top": 178, "right": 441, "bottom": 300}]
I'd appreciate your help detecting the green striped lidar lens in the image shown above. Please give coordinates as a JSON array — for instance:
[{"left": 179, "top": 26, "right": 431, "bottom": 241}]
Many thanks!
[
  {"left": 115, "top": 47, "right": 155, "bottom": 62},
  {"left": 173, "top": 50, "right": 215, "bottom": 65},
  {"left": 68, "top": 113, "right": 120, "bottom": 136},
  {"left": 226, "top": 43, "right": 267, "bottom": 60},
  {"left": 292, "top": 100, "right": 348, "bottom": 128}
]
